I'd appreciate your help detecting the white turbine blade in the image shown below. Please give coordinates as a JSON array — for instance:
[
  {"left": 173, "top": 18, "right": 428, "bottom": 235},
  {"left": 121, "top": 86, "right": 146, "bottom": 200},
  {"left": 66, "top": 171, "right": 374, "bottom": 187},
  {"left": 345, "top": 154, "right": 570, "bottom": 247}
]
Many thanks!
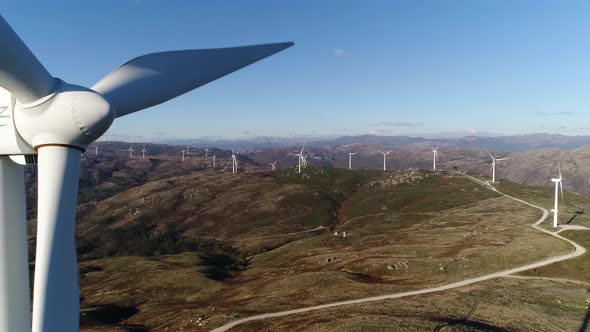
[
  {"left": 0, "top": 157, "right": 30, "bottom": 332},
  {"left": 386, "top": 150, "right": 393, "bottom": 155},
  {"left": 485, "top": 149, "right": 493, "bottom": 159},
  {"left": 92, "top": 42, "right": 294, "bottom": 118},
  {"left": 0, "top": 15, "right": 55, "bottom": 103},
  {"left": 560, "top": 181, "right": 564, "bottom": 202},
  {"left": 32, "top": 147, "right": 82, "bottom": 332},
  {"left": 495, "top": 158, "right": 509, "bottom": 161}
]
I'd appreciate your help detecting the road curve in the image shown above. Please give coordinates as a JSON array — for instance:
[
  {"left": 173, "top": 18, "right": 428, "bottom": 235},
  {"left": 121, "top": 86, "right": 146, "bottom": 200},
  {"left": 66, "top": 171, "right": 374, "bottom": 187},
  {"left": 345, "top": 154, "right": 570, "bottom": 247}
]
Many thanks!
[{"left": 210, "top": 175, "right": 587, "bottom": 332}]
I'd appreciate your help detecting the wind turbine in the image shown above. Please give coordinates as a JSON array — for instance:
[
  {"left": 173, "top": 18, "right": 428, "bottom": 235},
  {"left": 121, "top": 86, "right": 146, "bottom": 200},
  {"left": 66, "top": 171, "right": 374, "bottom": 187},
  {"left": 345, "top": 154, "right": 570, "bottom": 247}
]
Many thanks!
[
  {"left": 348, "top": 152, "right": 357, "bottom": 170},
  {"left": 205, "top": 147, "right": 208, "bottom": 158},
  {"left": 294, "top": 146, "right": 304, "bottom": 173},
  {"left": 126, "top": 144, "right": 135, "bottom": 160},
  {"left": 0, "top": 14, "right": 292, "bottom": 332},
  {"left": 378, "top": 150, "right": 393, "bottom": 171},
  {"left": 486, "top": 150, "right": 508, "bottom": 183},
  {"left": 94, "top": 145, "right": 99, "bottom": 157},
  {"left": 232, "top": 150, "right": 238, "bottom": 174},
  {"left": 432, "top": 147, "right": 438, "bottom": 170},
  {"left": 551, "top": 167, "right": 564, "bottom": 228},
  {"left": 141, "top": 145, "right": 147, "bottom": 160},
  {"left": 181, "top": 148, "right": 186, "bottom": 162},
  {"left": 270, "top": 160, "right": 278, "bottom": 171},
  {"left": 212, "top": 155, "right": 216, "bottom": 167}
]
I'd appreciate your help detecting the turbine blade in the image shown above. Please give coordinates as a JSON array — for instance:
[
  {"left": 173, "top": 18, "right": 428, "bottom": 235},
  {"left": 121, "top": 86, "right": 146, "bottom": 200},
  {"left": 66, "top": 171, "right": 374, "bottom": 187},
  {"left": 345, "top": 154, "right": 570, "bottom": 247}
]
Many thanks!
[
  {"left": 0, "top": 15, "right": 55, "bottom": 103},
  {"left": 92, "top": 42, "right": 294, "bottom": 118},
  {"left": 485, "top": 149, "right": 494, "bottom": 159},
  {"left": 0, "top": 157, "right": 30, "bottom": 331},
  {"left": 32, "top": 147, "right": 82, "bottom": 332},
  {"left": 560, "top": 181, "right": 564, "bottom": 202}
]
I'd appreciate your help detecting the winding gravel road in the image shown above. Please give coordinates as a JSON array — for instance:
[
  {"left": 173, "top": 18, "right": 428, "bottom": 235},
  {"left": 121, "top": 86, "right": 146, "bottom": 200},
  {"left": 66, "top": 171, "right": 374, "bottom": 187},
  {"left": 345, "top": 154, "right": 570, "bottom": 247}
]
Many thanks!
[{"left": 210, "top": 175, "right": 587, "bottom": 332}]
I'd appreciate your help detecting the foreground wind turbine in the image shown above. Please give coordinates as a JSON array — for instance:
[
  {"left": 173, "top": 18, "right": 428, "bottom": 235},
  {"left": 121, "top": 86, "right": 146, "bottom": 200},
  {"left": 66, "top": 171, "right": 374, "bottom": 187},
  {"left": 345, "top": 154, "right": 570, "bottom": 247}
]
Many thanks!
[
  {"left": 432, "top": 147, "right": 438, "bottom": 170},
  {"left": 551, "top": 167, "right": 564, "bottom": 228},
  {"left": 378, "top": 150, "right": 393, "bottom": 171},
  {"left": 0, "top": 14, "right": 292, "bottom": 332},
  {"left": 486, "top": 150, "right": 508, "bottom": 183},
  {"left": 348, "top": 152, "right": 356, "bottom": 170}
]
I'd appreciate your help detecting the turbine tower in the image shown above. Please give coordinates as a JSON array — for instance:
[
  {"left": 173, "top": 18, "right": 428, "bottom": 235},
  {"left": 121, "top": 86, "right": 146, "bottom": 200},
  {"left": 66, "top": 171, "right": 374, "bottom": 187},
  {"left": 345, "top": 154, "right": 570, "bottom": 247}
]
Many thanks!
[
  {"left": 348, "top": 152, "right": 356, "bottom": 169},
  {"left": 432, "top": 147, "right": 438, "bottom": 170},
  {"left": 0, "top": 14, "right": 293, "bottom": 332},
  {"left": 551, "top": 167, "right": 564, "bottom": 228},
  {"left": 181, "top": 148, "right": 186, "bottom": 162},
  {"left": 212, "top": 155, "right": 216, "bottom": 167},
  {"left": 95, "top": 145, "right": 99, "bottom": 157},
  {"left": 378, "top": 150, "right": 393, "bottom": 171},
  {"left": 290, "top": 146, "right": 304, "bottom": 173},
  {"left": 486, "top": 150, "right": 508, "bottom": 183}
]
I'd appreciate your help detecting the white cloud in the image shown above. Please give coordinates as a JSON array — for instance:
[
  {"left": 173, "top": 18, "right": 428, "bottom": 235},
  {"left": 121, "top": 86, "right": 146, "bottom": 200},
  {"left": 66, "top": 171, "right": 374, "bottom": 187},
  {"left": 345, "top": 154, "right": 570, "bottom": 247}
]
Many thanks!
[{"left": 333, "top": 48, "right": 346, "bottom": 57}]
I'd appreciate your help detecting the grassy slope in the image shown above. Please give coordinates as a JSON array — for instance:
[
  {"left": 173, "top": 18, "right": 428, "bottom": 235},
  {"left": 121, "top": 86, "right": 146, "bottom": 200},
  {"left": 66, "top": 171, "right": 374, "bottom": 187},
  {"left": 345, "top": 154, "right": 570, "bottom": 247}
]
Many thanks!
[{"left": 78, "top": 169, "right": 584, "bottom": 331}]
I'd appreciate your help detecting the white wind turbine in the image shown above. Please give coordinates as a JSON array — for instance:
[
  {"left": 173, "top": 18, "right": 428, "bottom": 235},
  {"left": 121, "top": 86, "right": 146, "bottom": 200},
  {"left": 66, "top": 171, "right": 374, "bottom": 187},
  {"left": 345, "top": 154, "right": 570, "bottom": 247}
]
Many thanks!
[
  {"left": 378, "top": 150, "right": 393, "bottom": 171},
  {"left": 181, "top": 148, "right": 186, "bottom": 162},
  {"left": 94, "top": 145, "right": 99, "bottom": 157},
  {"left": 432, "top": 147, "right": 438, "bottom": 170},
  {"left": 232, "top": 150, "right": 238, "bottom": 174},
  {"left": 0, "top": 14, "right": 292, "bottom": 332},
  {"left": 486, "top": 150, "right": 508, "bottom": 183},
  {"left": 348, "top": 152, "right": 357, "bottom": 169},
  {"left": 141, "top": 144, "right": 148, "bottom": 160},
  {"left": 126, "top": 144, "right": 135, "bottom": 160},
  {"left": 551, "top": 167, "right": 564, "bottom": 228},
  {"left": 270, "top": 160, "right": 278, "bottom": 171},
  {"left": 205, "top": 147, "right": 208, "bottom": 158},
  {"left": 212, "top": 154, "right": 216, "bottom": 167},
  {"left": 290, "top": 146, "right": 304, "bottom": 173}
]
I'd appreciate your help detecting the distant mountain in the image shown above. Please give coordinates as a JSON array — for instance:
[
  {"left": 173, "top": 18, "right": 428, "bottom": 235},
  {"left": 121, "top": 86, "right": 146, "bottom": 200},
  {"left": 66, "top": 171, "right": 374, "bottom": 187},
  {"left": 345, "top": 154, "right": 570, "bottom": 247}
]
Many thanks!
[{"left": 161, "top": 133, "right": 590, "bottom": 152}]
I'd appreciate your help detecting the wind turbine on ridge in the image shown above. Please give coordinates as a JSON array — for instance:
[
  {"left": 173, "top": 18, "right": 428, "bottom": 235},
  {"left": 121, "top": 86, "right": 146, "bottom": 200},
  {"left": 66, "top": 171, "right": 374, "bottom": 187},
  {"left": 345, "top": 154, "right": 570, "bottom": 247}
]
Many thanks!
[
  {"left": 486, "top": 150, "right": 508, "bottom": 183},
  {"left": 432, "top": 147, "right": 438, "bottom": 170},
  {"left": 231, "top": 150, "right": 238, "bottom": 174},
  {"left": 551, "top": 166, "right": 564, "bottom": 228},
  {"left": 270, "top": 160, "right": 278, "bottom": 171},
  {"left": 0, "top": 13, "right": 293, "bottom": 332},
  {"left": 126, "top": 144, "right": 134, "bottom": 160},
  {"left": 348, "top": 152, "right": 357, "bottom": 170},
  {"left": 291, "top": 146, "right": 304, "bottom": 173},
  {"left": 141, "top": 145, "right": 147, "bottom": 160},
  {"left": 378, "top": 149, "right": 393, "bottom": 171}
]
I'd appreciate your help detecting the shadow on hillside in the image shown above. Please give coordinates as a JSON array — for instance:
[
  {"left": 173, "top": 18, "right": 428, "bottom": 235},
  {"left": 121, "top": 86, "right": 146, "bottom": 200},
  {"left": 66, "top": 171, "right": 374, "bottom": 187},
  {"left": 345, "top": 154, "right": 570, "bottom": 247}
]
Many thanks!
[
  {"left": 566, "top": 211, "right": 585, "bottom": 225},
  {"left": 200, "top": 253, "right": 244, "bottom": 281},
  {"left": 80, "top": 304, "right": 147, "bottom": 331}
]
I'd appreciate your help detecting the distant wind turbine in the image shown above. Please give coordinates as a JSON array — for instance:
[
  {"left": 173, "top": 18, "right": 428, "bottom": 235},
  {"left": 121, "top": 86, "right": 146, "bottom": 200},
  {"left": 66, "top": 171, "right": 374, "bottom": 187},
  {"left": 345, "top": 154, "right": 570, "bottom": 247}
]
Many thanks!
[
  {"left": 348, "top": 152, "right": 357, "bottom": 170},
  {"left": 181, "top": 148, "right": 186, "bottom": 162},
  {"left": 141, "top": 145, "right": 148, "bottom": 160},
  {"left": 432, "top": 147, "right": 438, "bottom": 170},
  {"left": 212, "top": 155, "right": 216, "bottom": 167},
  {"left": 486, "top": 150, "right": 508, "bottom": 183},
  {"left": 551, "top": 167, "right": 564, "bottom": 228},
  {"left": 205, "top": 147, "right": 208, "bottom": 158},
  {"left": 232, "top": 150, "right": 238, "bottom": 173},
  {"left": 95, "top": 145, "right": 99, "bottom": 157},
  {"left": 378, "top": 150, "right": 393, "bottom": 171},
  {"left": 270, "top": 160, "right": 278, "bottom": 171},
  {"left": 291, "top": 146, "right": 304, "bottom": 173},
  {"left": 126, "top": 144, "right": 134, "bottom": 160}
]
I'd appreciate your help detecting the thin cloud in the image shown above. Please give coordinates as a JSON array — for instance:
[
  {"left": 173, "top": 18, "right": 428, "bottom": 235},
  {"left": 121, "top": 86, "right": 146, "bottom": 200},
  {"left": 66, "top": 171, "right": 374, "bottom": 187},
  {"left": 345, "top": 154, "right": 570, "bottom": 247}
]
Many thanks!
[
  {"left": 333, "top": 48, "right": 346, "bottom": 57},
  {"left": 536, "top": 111, "right": 585, "bottom": 116},
  {"left": 371, "top": 121, "right": 424, "bottom": 128}
]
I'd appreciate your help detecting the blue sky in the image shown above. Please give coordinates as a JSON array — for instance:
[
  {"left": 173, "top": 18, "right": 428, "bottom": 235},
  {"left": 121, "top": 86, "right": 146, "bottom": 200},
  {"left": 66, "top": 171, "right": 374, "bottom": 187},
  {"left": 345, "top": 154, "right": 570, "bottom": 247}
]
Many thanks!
[{"left": 4, "top": 1, "right": 590, "bottom": 140}]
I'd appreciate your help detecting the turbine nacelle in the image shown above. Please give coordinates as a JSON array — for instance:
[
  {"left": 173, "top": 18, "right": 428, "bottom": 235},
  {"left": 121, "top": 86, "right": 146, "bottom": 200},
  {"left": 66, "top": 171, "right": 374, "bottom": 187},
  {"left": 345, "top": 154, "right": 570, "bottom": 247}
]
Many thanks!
[{"left": 14, "top": 79, "right": 115, "bottom": 151}]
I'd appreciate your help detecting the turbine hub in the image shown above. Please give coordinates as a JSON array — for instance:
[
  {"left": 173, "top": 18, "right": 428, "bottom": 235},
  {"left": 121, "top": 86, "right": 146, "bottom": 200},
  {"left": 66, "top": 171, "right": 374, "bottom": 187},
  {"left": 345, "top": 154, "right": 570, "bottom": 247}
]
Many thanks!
[{"left": 14, "top": 79, "right": 115, "bottom": 151}]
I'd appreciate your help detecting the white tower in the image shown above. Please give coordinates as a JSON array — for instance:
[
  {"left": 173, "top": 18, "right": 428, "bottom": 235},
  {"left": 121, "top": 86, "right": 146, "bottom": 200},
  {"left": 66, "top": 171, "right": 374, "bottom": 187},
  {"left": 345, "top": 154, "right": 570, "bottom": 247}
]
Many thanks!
[
  {"left": 348, "top": 152, "right": 356, "bottom": 170},
  {"left": 551, "top": 168, "right": 563, "bottom": 228}
]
